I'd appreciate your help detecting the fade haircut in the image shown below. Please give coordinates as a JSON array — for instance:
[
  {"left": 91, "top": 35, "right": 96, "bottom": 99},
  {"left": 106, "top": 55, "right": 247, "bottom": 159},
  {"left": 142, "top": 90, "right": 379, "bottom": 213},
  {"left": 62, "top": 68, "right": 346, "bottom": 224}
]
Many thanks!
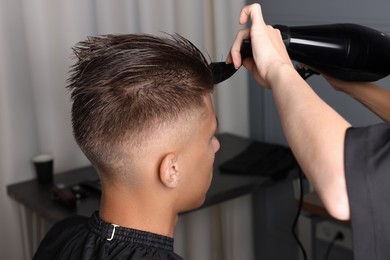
[{"left": 67, "top": 34, "right": 214, "bottom": 172}]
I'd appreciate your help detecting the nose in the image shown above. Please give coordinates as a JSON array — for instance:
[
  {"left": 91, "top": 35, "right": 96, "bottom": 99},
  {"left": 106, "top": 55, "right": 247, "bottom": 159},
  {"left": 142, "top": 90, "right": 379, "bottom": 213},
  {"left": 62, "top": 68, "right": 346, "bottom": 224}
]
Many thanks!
[{"left": 213, "top": 137, "right": 220, "bottom": 153}]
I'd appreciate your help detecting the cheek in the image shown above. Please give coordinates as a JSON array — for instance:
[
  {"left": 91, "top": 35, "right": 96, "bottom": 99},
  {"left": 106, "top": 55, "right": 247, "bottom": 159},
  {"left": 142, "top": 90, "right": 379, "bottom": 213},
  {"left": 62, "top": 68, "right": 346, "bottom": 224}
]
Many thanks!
[
  {"left": 202, "top": 147, "right": 216, "bottom": 172},
  {"left": 184, "top": 141, "right": 216, "bottom": 187},
  {"left": 190, "top": 148, "right": 214, "bottom": 187},
  {"left": 202, "top": 150, "right": 215, "bottom": 186}
]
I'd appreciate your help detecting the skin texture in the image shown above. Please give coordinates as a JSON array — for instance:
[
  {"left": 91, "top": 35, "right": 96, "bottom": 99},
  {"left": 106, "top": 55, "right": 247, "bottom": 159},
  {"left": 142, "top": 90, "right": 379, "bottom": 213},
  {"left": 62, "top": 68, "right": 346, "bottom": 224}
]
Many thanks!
[
  {"left": 67, "top": 33, "right": 219, "bottom": 238},
  {"left": 99, "top": 94, "right": 220, "bottom": 237},
  {"left": 324, "top": 75, "right": 390, "bottom": 123},
  {"left": 228, "top": 4, "right": 352, "bottom": 220}
]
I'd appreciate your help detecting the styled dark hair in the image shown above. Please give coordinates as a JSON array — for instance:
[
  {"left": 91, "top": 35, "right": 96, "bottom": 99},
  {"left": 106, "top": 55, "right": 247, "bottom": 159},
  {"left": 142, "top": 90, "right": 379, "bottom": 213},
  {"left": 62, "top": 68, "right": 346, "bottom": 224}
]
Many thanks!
[{"left": 67, "top": 34, "right": 214, "bottom": 172}]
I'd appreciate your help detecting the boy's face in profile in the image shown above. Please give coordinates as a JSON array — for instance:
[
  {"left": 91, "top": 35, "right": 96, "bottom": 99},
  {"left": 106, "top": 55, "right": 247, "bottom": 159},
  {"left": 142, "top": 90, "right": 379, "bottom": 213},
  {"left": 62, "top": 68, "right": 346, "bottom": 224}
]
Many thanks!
[{"left": 176, "top": 94, "right": 220, "bottom": 212}]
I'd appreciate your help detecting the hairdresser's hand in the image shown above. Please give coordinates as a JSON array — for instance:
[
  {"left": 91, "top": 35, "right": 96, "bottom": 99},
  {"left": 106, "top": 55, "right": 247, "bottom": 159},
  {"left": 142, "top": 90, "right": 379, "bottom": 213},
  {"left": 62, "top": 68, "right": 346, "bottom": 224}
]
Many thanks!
[
  {"left": 301, "top": 64, "right": 369, "bottom": 93},
  {"left": 227, "top": 4, "right": 294, "bottom": 88},
  {"left": 228, "top": 5, "right": 352, "bottom": 222},
  {"left": 322, "top": 74, "right": 364, "bottom": 92},
  {"left": 323, "top": 74, "right": 390, "bottom": 123}
]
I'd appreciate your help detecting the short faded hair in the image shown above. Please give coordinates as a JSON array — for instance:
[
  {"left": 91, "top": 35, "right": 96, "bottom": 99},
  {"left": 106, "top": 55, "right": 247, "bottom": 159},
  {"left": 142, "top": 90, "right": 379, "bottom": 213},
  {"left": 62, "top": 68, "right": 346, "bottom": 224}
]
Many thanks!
[{"left": 67, "top": 34, "right": 214, "bottom": 172}]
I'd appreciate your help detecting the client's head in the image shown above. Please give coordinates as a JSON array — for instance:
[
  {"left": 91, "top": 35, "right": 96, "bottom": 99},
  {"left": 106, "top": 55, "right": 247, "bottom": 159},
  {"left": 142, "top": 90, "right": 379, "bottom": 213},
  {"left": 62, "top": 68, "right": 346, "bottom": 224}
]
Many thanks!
[{"left": 67, "top": 34, "right": 220, "bottom": 212}]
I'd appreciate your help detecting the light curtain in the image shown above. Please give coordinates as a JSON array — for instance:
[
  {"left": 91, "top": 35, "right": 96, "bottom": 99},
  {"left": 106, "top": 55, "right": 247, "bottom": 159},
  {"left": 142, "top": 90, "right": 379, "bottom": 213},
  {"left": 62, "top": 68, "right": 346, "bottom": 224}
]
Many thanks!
[{"left": 0, "top": 0, "right": 253, "bottom": 259}]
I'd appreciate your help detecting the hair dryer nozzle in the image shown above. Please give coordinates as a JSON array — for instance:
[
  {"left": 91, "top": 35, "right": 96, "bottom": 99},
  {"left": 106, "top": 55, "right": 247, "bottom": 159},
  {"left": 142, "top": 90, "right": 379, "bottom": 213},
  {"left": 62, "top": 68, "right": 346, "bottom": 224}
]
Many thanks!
[
  {"left": 280, "top": 23, "right": 390, "bottom": 82},
  {"left": 210, "top": 40, "right": 252, "bottom": 84}
]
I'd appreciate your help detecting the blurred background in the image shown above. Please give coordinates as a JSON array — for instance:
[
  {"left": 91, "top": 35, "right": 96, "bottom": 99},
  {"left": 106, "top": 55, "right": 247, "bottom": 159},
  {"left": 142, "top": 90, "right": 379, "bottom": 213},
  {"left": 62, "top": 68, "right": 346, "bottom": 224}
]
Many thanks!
[{"left": 1, "top": 0, "right": 389, "bottom": 259}]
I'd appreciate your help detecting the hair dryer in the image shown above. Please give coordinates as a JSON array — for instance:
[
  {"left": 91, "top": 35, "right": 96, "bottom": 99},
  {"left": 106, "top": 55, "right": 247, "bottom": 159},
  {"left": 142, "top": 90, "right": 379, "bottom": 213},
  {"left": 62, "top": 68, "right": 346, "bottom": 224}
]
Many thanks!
[{"left": 211, "top": 23, "right": 390, "bottom": 84}]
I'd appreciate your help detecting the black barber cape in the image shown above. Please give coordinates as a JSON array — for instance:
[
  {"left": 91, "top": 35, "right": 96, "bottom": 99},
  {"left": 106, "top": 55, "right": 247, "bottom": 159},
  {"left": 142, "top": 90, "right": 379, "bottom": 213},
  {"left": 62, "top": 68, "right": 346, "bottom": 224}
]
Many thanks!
[
  {"left": 33, "top": 212, "right": 183, "bottom": 260},
  {"left": 345, "top": 123, "right": 390, "bottom": 260}
]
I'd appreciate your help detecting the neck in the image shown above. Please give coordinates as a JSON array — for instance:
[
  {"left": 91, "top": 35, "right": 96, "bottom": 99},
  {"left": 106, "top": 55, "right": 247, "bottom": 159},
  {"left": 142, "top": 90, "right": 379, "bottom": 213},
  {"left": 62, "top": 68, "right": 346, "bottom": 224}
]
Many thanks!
[{"left": 99, "top": 186, "right": 178, "bottom": 238}]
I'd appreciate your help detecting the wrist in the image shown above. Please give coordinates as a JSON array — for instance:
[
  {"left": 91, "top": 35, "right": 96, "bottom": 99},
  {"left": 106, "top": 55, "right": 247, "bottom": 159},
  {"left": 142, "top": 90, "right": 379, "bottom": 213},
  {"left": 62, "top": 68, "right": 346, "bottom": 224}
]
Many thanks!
[{"left": 266, "top": 63, "right": 301, "bottom": 88}]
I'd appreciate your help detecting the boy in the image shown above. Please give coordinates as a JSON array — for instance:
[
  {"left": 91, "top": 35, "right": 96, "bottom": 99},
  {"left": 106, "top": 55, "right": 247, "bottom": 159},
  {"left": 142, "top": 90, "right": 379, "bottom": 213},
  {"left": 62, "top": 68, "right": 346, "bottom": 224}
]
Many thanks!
[{"left": 33, "top": 34, "right": 220, "bottom": 259}]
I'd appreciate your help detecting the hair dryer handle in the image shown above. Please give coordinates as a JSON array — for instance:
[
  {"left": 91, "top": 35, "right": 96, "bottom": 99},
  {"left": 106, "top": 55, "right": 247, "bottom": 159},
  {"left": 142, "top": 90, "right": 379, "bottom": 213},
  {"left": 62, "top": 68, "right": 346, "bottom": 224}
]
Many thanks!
[
  {"left": 273, "top": 24, "right": 291, "bottom": 46},
  {"left": 239, "top": 28, "right": 316, "bottom": 80},
  {"left": 240, "top": 39, "right": 252, "bottom": 59},
  {"left": 240, "top": 25, "right": 290, "bottom": 59}
]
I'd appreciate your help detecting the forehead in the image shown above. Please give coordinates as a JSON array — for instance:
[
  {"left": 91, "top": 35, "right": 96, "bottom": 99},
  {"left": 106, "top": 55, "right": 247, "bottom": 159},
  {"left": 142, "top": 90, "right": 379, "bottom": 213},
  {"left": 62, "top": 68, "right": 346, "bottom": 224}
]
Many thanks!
[
  {"left": 200, "top": 95, "right": 217, "bottom": 133},
  {"left": 201, "top": 94, "right": 215, "bottom": 118}
]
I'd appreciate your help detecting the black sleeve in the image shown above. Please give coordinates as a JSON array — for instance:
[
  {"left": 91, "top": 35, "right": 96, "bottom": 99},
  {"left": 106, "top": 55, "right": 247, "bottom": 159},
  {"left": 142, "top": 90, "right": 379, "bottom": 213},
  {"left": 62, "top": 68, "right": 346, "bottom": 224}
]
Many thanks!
[{"left": 344, "top": 123, "right": 390, "bottom": 260}]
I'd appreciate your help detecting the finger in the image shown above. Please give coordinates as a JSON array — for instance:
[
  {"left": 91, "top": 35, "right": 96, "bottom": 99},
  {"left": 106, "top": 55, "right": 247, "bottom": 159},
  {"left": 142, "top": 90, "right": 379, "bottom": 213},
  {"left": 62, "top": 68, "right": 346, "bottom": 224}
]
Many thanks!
[
  {"left": 242, "top": 59, "right": 269, "bottom": 88},
  {"left": 265, "top": 26, "right": 293, "bottom": 65},
  {"left": 239, "top": 4, "right": 266, "bottom": 28},
  {"left": 228, "top": 29, "right": 250, "bottom": 68}
]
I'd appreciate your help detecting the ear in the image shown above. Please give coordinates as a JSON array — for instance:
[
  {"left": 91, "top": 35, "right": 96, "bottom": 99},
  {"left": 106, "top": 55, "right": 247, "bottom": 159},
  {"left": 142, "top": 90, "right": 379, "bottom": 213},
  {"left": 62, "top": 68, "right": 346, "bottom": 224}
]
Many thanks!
[{"left": 159, "top": 153, "right": 180, "bottom": 188}]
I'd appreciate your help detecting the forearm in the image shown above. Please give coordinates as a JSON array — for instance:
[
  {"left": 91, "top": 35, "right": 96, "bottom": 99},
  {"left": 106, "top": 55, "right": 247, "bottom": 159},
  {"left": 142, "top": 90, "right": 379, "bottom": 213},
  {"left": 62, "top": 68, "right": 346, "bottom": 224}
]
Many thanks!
[
  {"left": 342, "top": 82, "right": 390, "bottom": 123},
  {"left": 270, "top": 65, "right": 352, "bottom": 220},
  {"left": 230, "top": 3, "right": 353, "bottom": 220}
]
